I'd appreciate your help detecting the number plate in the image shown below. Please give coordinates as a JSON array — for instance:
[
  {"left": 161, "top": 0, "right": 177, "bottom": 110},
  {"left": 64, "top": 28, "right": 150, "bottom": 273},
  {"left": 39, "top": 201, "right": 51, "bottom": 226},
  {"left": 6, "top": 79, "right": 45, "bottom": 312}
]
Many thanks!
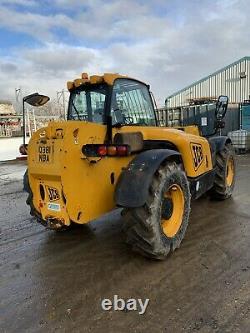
[{"left": 38, "top": 145, "right": 53, "bottom": 163}]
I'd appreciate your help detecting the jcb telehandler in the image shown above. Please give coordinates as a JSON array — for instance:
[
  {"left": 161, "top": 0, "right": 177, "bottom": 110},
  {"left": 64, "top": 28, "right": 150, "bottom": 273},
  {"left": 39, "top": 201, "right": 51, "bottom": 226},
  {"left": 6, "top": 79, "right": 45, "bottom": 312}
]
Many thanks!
[{"left": 24, "top": 73, "right": 235, "bottom": 259}]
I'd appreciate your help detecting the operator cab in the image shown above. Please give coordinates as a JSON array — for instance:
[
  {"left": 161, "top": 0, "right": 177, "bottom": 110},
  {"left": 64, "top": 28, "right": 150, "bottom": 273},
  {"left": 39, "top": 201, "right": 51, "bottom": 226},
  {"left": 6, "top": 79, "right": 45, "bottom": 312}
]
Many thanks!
[{"left": 68, "top": 76, "right": 156, "bottom": 127}]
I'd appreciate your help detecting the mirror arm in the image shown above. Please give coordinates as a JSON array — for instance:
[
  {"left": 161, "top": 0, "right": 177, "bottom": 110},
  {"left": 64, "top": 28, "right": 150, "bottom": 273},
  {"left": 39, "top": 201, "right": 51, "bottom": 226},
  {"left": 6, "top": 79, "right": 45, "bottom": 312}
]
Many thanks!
[{"left": 22, "top": 98, "right": 26, "bottom": 146}]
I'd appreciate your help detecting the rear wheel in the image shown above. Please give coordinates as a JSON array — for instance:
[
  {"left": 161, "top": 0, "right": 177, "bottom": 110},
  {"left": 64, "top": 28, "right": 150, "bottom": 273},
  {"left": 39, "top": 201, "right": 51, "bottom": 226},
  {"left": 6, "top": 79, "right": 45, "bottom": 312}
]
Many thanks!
[
  {"left": 122, "top": 161, "right": 191, "bottom": 260},
  {"left": 210, "top": 143, "right": 236, "bottom": 200},
  {"left": 23, "top": 169, "right": 29, "bottom": 193}
]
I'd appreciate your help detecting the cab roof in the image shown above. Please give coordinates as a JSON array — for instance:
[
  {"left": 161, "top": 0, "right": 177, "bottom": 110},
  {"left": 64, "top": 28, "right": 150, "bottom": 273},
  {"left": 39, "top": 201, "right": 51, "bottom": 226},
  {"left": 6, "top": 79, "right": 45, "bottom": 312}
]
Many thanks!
[{"left": 67, "top": 73, "right": 148, "bottom": 91}]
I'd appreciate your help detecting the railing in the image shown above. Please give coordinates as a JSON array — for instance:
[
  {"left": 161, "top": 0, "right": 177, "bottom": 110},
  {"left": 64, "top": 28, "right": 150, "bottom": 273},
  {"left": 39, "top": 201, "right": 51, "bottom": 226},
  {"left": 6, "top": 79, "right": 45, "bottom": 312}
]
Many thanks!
[{"left": 0, "top": 125, "right": 13, "bottom": 137}]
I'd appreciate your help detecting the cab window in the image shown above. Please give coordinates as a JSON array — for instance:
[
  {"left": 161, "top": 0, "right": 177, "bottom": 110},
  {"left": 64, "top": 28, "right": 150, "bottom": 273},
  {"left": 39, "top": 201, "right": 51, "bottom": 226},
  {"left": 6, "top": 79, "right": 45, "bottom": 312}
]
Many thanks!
[
  {"left": 68, "top": 84, "right": 108, "bottom": 123},
  {"left": 111, "top": 79, "right": 156, "bottom": 126}
]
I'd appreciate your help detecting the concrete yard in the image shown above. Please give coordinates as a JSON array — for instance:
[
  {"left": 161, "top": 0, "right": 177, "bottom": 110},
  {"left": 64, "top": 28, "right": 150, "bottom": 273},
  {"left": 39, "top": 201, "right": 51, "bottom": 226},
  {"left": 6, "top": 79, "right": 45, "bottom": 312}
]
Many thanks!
[
  {"left": 0, "top": 156, "right": 250, "bottom": 333},
  {"left": 0, "top": 137, "right": 29, "bottom": 162}
]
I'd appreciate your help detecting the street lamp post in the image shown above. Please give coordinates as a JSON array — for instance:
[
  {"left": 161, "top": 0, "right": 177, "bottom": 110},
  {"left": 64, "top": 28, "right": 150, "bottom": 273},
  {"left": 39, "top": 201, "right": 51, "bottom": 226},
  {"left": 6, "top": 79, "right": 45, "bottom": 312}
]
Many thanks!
[{"left": 22, "top": 97, "right": 25, "bottom": 146}]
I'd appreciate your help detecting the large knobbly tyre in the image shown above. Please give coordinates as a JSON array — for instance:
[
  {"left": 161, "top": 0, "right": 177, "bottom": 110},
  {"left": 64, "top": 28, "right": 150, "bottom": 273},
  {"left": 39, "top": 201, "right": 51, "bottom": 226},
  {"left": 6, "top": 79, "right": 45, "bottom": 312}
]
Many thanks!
[
  {"left": 210, "top": 143, "right": 236, "bottom": 200},
  {"left": 23, "top": 169, "right": 71, "bottom": 231},
  {"left": 122, "top": 162, "right": 191, "bottom": 260},
  {"left": 23, "top": 169, "right": 45, "bottom": 224}
]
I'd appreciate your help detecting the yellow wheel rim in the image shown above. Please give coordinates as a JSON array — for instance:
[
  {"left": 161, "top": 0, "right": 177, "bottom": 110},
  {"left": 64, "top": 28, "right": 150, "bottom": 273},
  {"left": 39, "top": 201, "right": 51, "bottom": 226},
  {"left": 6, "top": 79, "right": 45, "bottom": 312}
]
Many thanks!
[
  {"left": 161, "top": 184, "right": 185, "bottom": 238},
  {"left": 226, "top": 157, "right": 234, "bottom": 187}
]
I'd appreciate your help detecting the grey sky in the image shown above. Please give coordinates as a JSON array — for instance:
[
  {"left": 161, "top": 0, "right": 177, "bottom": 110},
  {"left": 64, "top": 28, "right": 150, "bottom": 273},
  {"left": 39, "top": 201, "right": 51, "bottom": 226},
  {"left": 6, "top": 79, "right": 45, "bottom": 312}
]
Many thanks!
[{"left": 0, "top": 0, "right": 249, "bottom": 105}]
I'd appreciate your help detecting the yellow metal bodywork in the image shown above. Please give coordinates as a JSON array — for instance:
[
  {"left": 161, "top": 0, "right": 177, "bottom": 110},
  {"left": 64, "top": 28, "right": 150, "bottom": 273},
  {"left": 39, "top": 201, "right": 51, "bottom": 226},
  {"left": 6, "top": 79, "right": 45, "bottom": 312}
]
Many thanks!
[
  {"left": 28, "top": 121, "right": 213, "bottom": 226},
  {"left": 176, "top": 125, "right": 201, "bottom": 136}
]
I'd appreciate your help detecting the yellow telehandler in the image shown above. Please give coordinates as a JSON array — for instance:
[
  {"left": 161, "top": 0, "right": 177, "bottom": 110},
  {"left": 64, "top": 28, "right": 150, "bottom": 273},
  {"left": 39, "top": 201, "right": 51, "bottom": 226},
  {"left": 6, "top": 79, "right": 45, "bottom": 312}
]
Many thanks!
[{"left": 24, "top": 73, "right": 235, "bottom": 259}]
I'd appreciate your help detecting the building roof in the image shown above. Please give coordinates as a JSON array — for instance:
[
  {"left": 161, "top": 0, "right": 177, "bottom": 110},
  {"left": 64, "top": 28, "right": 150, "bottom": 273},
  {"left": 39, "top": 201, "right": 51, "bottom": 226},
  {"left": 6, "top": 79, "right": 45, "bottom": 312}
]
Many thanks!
[
  {"left": 0, "top": 100, "right": 12, "bottom": 105},
  {"left": 0, "top": 100, "right": 15, "bottom": 115},
  {"left": 166, "top": 56, "right": 250, "bottom": 100}
]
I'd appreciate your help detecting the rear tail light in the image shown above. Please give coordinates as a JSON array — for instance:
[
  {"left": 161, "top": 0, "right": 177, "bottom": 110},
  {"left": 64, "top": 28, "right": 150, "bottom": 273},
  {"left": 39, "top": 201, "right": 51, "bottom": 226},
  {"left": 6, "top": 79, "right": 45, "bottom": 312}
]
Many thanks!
[
  {"left": 116, "top": 145, "right": 128, "bottom": 156},
  {"left": 82, "top": 144, "right": 130, "bottom": 157},
  {"left": 97, "top": 145, "right": 107, "bottom": 156},
  {"left": 107, "top": 146, "right": 117, "bottom": 156}
]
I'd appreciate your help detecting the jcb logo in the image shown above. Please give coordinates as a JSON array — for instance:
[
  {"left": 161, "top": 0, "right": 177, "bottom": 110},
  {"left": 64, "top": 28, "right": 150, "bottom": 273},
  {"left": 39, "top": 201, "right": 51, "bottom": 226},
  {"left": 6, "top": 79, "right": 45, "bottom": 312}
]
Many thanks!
[
  {"left": 46, "top": 186, "right": 60, "bottom": 201},
  {"left": 190, "top": 143, "right": 204, "bottom": 171}
]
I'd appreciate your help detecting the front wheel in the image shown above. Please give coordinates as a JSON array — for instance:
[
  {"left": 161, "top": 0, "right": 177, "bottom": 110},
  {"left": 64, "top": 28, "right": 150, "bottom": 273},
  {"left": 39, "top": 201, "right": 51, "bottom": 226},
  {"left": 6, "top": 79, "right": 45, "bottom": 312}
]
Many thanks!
[
  {"left": 122, "top": 161, "right": 191, "bottom": 260},
  {"left": 210, "top": 143, "right": 236, "bottom": 200}
]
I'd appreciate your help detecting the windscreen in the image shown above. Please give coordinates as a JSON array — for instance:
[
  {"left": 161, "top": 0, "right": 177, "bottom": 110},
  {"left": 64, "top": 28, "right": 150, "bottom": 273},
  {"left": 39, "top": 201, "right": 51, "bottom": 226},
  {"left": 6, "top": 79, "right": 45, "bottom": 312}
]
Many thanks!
[
  {"left": 111, "top": 79, "right": 156, "bottom": 126},
  {"left": 68, "top": 84, "right": 108, "bottom": 123}
]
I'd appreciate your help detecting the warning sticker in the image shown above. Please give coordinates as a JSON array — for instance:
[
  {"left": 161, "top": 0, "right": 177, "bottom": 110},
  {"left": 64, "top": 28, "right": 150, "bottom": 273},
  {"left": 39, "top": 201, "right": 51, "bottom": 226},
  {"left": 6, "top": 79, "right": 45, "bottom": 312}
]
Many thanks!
[{"left": 47, "top": 203, "right": 61, "bottom": 212}]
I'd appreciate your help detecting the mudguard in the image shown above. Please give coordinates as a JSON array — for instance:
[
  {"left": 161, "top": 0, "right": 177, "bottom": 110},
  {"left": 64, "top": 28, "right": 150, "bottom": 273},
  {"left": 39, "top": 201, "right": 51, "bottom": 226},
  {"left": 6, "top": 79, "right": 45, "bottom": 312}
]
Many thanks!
[
  {"left": 208, "top": 136, "right": 232, "bottom": 165},
  {"left": 115, "top": 149, "right": 181, "bottom": 208}
]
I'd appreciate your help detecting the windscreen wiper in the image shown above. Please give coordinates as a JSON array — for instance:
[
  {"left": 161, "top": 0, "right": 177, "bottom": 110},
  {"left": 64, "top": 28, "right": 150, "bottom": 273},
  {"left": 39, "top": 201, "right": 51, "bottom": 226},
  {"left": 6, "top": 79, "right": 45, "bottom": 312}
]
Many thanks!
[{"left": 112, "top": 122, "right": 125, "bottom": 128}]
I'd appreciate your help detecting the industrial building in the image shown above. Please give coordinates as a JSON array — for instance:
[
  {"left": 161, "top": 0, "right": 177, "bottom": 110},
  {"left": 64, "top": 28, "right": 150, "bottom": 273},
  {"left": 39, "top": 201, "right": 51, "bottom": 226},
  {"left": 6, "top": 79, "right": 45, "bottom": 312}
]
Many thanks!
[
  {"left": 0, "top": 100, "right": 22, "bottom": 137},
  {"left": 166, "top": 56, "right": 250, "bottom": 108},
  {"left": 156, "top": 56, "right": 250, "bottom": 150}
]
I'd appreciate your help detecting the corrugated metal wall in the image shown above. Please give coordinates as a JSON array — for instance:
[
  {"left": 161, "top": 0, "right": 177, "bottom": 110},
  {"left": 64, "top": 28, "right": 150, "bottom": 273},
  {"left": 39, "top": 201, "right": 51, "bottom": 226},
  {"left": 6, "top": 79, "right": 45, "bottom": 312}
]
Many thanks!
[{"left": 166, "top": 57, "right": 250, "bottom": 107}]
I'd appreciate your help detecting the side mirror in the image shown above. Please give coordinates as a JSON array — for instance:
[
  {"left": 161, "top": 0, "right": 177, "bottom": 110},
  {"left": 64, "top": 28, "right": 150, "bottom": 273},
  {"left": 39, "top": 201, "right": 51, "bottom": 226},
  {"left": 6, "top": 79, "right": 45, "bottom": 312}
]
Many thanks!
[
  {"left": 217, "top": 95, "right": 228, "bottom": 105},
  {"left": 24, "top": 93, "right": 50, "bottom": 107},
  {"left": 22, "top": 92, "right": 50, "bottom": 147},
  {"left": 216, "top": 95, "right": 228, "bottom": 120}
]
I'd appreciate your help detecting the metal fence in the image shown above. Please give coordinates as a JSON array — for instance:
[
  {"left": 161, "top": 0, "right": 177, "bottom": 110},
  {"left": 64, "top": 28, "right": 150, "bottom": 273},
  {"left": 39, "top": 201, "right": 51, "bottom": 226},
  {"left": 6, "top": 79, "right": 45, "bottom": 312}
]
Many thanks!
[{"left": 155, "top": 103, "right": 240, "bottom": 137}]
